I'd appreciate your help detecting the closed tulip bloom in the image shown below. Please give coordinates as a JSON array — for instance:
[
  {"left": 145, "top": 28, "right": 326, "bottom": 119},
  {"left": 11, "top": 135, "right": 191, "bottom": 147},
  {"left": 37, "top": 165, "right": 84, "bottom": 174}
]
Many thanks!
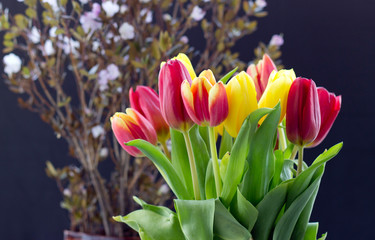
[
  {"left": 223, "top": 71, "right": 258, "bottom": 138},
  {"left": 258, "top": 69, "right": 296, "bottom": 124},
  {"left": 181, "top": 70, "right": 228, "bottom": 127},
  {"left": 308, "top": 87, "right": 342, "bottom": 148},
  {"left": 172, "top": 53, "right": 197, "bottom": 80},
  {"left": 247, "top": 54, "right": 277, "bottom": 101},
  {"left": 129, "top": 86, "right": 170, "bottom": 143},
  {"left": 159, "top": 59, "right": 194, "bottom": 131},
  {"left": 111, "top": 109, "right": 157, "bottom": 157},
  {"left": 286, "top": 78, "right": 321, "bottom": 146}
]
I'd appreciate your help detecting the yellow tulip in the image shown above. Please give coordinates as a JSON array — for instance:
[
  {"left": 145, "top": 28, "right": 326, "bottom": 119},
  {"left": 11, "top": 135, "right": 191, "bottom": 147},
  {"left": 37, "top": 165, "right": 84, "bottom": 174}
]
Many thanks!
[
  {"left": 223, "top": 71, "right": 258, "bottom": 137},
  {"left": 258, "top": 69, "right": 296, "bottom": 124},
  {"left": 160, "top": 53, "right": 197, "bottom": 81}
]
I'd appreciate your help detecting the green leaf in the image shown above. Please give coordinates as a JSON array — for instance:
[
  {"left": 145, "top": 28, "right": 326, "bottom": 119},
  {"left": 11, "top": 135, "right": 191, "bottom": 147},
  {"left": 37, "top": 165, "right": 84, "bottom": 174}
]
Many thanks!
[
  {"left": 213, "top": 199, "right": 252, "bottom": 240},
  {"left": 273, "top": 166, "right": 324, "bottom": 240},
  {"left": 126, "top": 139, "right": 192, "bottom": 200},
  {"left": 198, "top": 126, "right": 210, "bottom": 152},
  {"left": 133, "top": 196, "right": 172, "bottom": 217},
  {"left": 189, "top": 125, "right": 210, "bottom": 199},
  {"left": 219, "top": 67, "right": 238, "bottom": 84},
  {"left": 270, "top": 150, "right": 284, "bottom": 189},
  {"left": 170, "top": 129, "right": 194, "bottom": 198},
  {"left": 252, "top": 181, "right": 291, "bottom": 240},
  {"left": 219, "top": 128, "right": 233, "bottom": 159},
  {"left": 114, "top": 205, "right": 185, "bottom": 240},
  {"left": 205, "top": 159, "right": 217, "bottom": 199},
  {"left": 318, "top": 233, "right": 327, "bottom": 240},
  {"left": 175, "top": 199, "right": 215, "bottom": 240},
  {"left": 14, "top": 14, "right": 27, "bottom": 29},
  {"left": 230, "top": 188, "right": 258, "bottom": 231},
  {"left": 303, "top": 222, "right": 319, "bottom": 240},
  {"left": 280, "top": 159, "right": 295, "bottom": 182},
  {"left": 219, "top": 152, "right": 230, "bottom": 182},
  {"left": 286, "top": 142, "right": 343, "bottom": 208},
  {"left": 241, "top": 104, "right": 280, "bottom": 205}
]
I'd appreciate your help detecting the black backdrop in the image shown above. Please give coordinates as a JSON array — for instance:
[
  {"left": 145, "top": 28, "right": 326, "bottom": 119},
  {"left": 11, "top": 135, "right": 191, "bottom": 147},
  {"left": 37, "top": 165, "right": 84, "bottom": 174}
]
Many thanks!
[{"left": 1, "top": 0, "right": 374, "bottom": 239}]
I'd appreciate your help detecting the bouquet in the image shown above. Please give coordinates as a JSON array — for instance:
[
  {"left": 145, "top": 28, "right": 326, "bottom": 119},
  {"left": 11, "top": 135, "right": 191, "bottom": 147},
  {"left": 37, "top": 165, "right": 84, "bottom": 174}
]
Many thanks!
[{"left": 111, "top": 53, "right": 342, "bottom": 240}]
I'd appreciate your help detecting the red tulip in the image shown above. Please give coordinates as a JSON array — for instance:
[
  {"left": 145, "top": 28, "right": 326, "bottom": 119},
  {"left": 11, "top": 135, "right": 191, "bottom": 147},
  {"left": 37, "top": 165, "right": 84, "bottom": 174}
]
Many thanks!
[
  {"left": 181, "top": 70, "right": 228, "bottom": 127},
  {"left": 286, "top": 78, "right": 321, "bottom": 146},
  {"left": 129, "top": 86, "right": 170, "bottom": 142},
  {"left": 158, "top": 59, "right": 194, "bottom": 132},
  {"left": 111, "top": 109, "right": 157, "bottom": 157},
  {"left": 246, "top": 54, "right": 277, "bottom": 101},
  {"left": 308, "top": 87, "right": 342, "bottom": 147}
]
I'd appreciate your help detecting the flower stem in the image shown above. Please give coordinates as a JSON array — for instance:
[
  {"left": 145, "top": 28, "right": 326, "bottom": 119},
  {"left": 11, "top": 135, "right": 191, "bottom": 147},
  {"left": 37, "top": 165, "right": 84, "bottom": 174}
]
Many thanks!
[
  {"left": 160, "top": 140, "right": 171, "bottom": 160},
  {"left": 290, "top": 145, "right": 298, "bottom": 160},
  {"left": 297, "top": 146, "right": 304, "bottom": 176},
  {"left": 182, "top": 131, "right": 201, "bottom": 200},
  {"left": 209, "top": 127, "right": 222, "bottom": 197},
  {"left": 278, "top": 123, "right": 288, "bottom": 151}
]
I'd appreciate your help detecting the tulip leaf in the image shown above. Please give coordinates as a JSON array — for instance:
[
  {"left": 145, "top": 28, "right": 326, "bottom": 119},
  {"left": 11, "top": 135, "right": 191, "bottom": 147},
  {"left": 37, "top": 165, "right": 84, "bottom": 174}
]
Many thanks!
[
  {"left": 219, "top": 152, "right": 230, "bottom": 182},
  {"left": 280, "top": 159, "right": 295, "bottom": 182},
  {"left": 252, "top": 180, "right": 291, "bottom": 240},
  {"left": 189, "top": 125, "right": 211, "bottom": 199},
  {"left": 273, "top": 166, "right": 324, "bottom": 240},
  {"left": 270, "top": 150, "right": 285, "bottom": 189},
  {"left": 318, "top": 233, "right": 328, "bottom": 240},
  {"left": 199, "top": 126, "right": 210, "bottom": 152},
  {"left": 286, "top": 142, "right": 342, "bottom": 208},
  {"left": 241, "top": 104, "right": 281, "bottom": 206},
  {"left": 175, "top": 199, "right": 215, "bottom": 240},
  {"left": 213, "top": 199, "right": 252, "bottom": 240},
  {"left": 303, "top": 222, "right": 319, "bottom": 240},
  {"left": 205, "top": 159, "right": 217, "bottom": 199},
  {"left": 219, "top": 128, "right": 233, "bottom": 159},
  {"left": 219, "top": 67, "right": 238, "bottom": 84},
  {"left": 170, "top": 129, "right": 194, "bottom": 198},
  {"left": 126, "top": 139, "right": 192, "bottom": 200},
  {"left": 113, "top": 201, "right": 185, "bottom": 240},
  {"left": 230, "top": 188, "right": 258, "bottom": 232}
]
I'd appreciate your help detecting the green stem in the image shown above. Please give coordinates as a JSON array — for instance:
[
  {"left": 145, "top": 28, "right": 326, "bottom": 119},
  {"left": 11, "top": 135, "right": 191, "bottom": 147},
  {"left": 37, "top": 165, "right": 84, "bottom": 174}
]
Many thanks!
[
  {"left": 182, "top": 131, "right": 201, "bottom": 200},
  {"left": 290, "top": 145, "right": 298, "bottom": 160},
  {"left": 208, "top": 127, "right": 222, "bottom": 197},
  {"left": 297, "top": 146, "right": 304, "bottom": 176},
  {"left": 160, "top": 140, "right": 171, "bottom": 160},
  {"left": 278, "top": 123, "right": 288, "bottom": 151}
]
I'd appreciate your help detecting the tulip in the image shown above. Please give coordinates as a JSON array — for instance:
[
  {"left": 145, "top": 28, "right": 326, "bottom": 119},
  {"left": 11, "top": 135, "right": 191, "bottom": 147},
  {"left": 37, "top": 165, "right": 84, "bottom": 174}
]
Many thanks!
[
  {"left": 223, "top": 71, "right": 258, "bottom": 138},
  {"left": 247, "top": 54, "right": 277, "bottom": 101},
  {"left": 181, "top": 70, "right": 228, "bottom": 127},
  {"left": 159, "top": 59, "right": 194, "bottom": 132},
  {"left": 258, "top": 69, "right": 296, "bottom": 124},
  {"left": 308, "top": 87, "right": 342, "bottom": 148},
  {"left": 129, "top": 86, "right": 170, "bottom": 143},
  {"left": 172, "top": 53, "right": 197, "bottom": 80},
  {"left": 286, "top": 77, "right": 321, "bottom": 147},
  {"left": 111, "top": 109, "right": 157, "bottom": 157}
]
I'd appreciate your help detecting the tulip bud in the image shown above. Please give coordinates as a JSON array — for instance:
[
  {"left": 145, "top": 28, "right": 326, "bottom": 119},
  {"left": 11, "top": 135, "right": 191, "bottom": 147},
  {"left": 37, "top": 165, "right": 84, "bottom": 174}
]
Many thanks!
[
  {"left": 181, "top": 70, "right": 228, "bottom": 127},
  {"left": 111, "top": 109, "right": 157, "bottom": 157},
  {"left": 172, "top": 53, "right": 197, "bottom": 80},
  {"left": 286, "top": 78, "right": 321, "bottom": 146},
  {"left": 308, "top": 87, "right": 342, "bottom": 148},
  {"left": 258, "top": 69, "right": 296, "bottom": 124},
  {"left": 159, "top": 59, "right": 194, "bottom": 132},
  {"left": 223, "top": 71, "right": 258, "bottom": 137},
  {"left": 247, "top": 54, "right": 277, "bottom": 101},
  {"left": 129, "top": 86, "right": 170, "bottom": 142}
]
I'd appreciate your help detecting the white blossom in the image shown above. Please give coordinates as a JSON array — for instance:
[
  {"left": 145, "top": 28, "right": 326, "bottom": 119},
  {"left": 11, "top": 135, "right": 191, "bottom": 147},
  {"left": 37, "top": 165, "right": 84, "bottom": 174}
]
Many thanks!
[
  {"left": 49, "top": 26, "right": 58, "bottom": 38},
  {"left": 61, "top": 36, "right": 80, "bottom": 55},
  {"left": 80, "top": 3, "right": 102, "bottom": 33},
  {"left": 42, "top": 0, "right": 59, "bottom": 12},
  {"left": 79, "top": 0, "right": 89, "bottom": 4},
  {"left": 163, "top": 14, "right": 172, "bottom": 21},
  {"left": 28, "top": 27, "right": 40, "bottom": 44},
  {"left": 249, "top": 0, "right": 267, "bottom": 12},
  {"left": 92, "top": 41, "right": 101, "bottom": 52},
  {"left": 120, "top": 5, "right": 128, "bottom": 14},
  {"left": 269, "top": 34, "right": 284, "bottom": 47},
  {"left": 158, "top": 184, "right": 170, "bottom": 195},
  {"left": 102, "top": 1, "right": 120, "bottom": 18},
  {"left": 44, "top": 39, "right": 55, "bottom": 56},
  {"left": 91, "top": 125, "right": 105, "bottom": 138},
  {"left": 3, "top": 53, "right": 22, "bottom": 76},
  {"left": 180, "top": 36, "right": 189, "bottom": 44},
  {"left": 98, "top": 64, "right": 120, "bottom": 91},
  {"left": 63, "top": 189, "right": 72, "bottom": 197},
  {"left": 119, "top": 22, "right": 135, "bottom": 40},
  {"left": 190, "top": 6, "right": 205, "bottom": 21},
  {"left": 139, "top": 0, "right": 151, "bottom": 3},
  {"left": 100, "top": 148, "right": 109, "bottom": 158},
  {"left": 140, "top": 9, "right": 153, "bottom": 23}
]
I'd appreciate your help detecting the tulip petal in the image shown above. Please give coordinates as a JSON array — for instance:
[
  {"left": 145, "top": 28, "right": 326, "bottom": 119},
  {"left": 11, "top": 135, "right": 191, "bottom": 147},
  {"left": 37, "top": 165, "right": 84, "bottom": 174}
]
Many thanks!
[{"left": 209, "top": 82, "right": 228, "bottom": 127}]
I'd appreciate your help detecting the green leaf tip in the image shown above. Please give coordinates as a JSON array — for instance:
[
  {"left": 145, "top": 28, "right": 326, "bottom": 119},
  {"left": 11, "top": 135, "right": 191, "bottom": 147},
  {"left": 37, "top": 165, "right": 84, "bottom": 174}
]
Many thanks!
[{"left": 219, "top": 67, "right": 238, "bottom": 84}]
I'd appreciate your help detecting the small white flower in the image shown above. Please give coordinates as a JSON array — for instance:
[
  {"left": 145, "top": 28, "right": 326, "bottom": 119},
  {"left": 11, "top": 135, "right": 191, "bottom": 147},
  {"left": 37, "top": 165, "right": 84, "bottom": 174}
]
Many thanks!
[
  {"left": 49, "top": 26, "right": 58, "bottom": 38},
  {"left": 102, "top": 1, "right": 120, "bottom": 18},
  {"left": 106, "top": 64, "right": 120, "bottom": 80},
  {"left": 119, "top": 22, "right": 135, "bottom": 40},
  {"left": 44, "top": 39, "right": 56, "bottom": 56},
  {"left": 17, "top": 0, "right": 24, "bottom": 2},
  {"left": 80, "top": 3, "right": 102, "bottom": 33},
  {"left": 139, "top": 0, "right": 151, "bottom": 3},
  {"left": 140, "top": 9, "right": 153, "bottom": 23},
  {"left": 180, "top": 36, "right": 189, "bottom": 44},
  {"left": 249, "top": 0, "right": 267, "bottom": 12},
  {"left": 3, "top": 53, "right": 22, "bottom": 76},
  {"left": 158, "top": 184, "right": 170, "bottom": 195},
  {"left": 61, "top": 36, "right": 80, "bottom": 55},
  {"left": 63, "top": 189, "right": 72, "bottom": 197},
  {"left": 98, "top": 64, "right": 120, "bottom": 91},
  {"left": 79, "top": 0, "right": 89, "bottom": 4},
  {"left": 91, "top": 125, "right": 105, "bottom": 138},
  {"left": 190, "top": 6, "right": 205, "bottom": 21},
  {"left": 92, "top": 41, "right": 101, "bottom": 52},
  {"left": 42, "top": 0, "right": 59, "bottom": 12},
  {"left": 99, "top": 148, "right": 109, "bottom": 158},
  {"left": 28, "top": 27, "right": 40, "bottom": 44},
  {"left": 269, "top": 34, "right": 284, "bottom": 47},
  {"left": 120, "top": 5, "right": 128, "bottom": 14},
  {"left": 163, "top": 14, "right": 172, "bottom": 21}
]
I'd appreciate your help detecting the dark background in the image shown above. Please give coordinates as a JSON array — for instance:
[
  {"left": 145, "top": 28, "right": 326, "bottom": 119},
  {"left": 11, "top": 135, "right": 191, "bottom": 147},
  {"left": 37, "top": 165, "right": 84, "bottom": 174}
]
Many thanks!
[{"left": 1, "top": 0, "right": 374, "bottom": 239}]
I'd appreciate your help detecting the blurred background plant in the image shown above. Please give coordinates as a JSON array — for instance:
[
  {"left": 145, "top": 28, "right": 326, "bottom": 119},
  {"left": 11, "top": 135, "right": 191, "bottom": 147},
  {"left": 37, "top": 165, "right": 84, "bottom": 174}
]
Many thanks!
[{"left": 0, "top": 0, "right": 283, "bottom": 237}]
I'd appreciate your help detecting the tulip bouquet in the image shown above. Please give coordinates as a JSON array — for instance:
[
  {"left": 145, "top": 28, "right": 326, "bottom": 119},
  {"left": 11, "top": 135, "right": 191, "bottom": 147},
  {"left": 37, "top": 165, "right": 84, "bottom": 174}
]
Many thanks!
[{"left": 111, "top": 53, "right": 342, "bottom": 240}]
